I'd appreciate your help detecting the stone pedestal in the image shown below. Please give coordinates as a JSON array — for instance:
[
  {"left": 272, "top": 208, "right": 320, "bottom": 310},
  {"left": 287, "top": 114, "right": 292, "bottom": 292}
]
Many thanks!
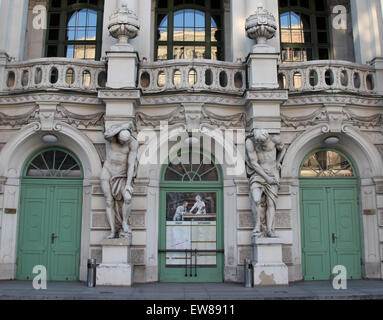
[
  {"left": 252, "top": 236, "right": 288, "bottom": 286},
  {"left": 247, "top": 51, "right": 279, "bottom": 89},
  {"left": 106, "top": 51, "right": 138, "bottom": 89},
  {"left": 96, "top": 237, "right": 133, "bottom": 286}
]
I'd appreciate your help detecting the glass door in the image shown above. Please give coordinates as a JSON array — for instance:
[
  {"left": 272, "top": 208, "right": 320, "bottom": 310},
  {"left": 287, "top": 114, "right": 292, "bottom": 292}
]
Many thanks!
[{"left": 159, "top": 189, "right": 223, "bottom": 282}]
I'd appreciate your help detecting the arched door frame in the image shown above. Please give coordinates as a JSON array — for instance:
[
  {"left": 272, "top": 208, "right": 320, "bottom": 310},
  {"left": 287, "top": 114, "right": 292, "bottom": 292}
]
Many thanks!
[
  {"left": 17, "top": 146, "right": 84, "bottom": 280},
  {"left": 0, "top": 122, "right": 102, "bottom": 281},
  {"left": 140, "top": 124, "right": 240, "bottom": 282},
  {"left": 299, "top": 147, "right": 363, "bottom": 280},
  {"left": 281, "top": 124, "right": 383, "bottom": 281},
  {"left": 158, "top": 148, "right": 224, "bottom": 282}
]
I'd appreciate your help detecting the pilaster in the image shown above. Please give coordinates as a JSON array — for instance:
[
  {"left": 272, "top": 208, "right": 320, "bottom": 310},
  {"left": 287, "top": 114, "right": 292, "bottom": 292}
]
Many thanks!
[{"left": 0, "top": 0, "right": 29, "bottom": 60}]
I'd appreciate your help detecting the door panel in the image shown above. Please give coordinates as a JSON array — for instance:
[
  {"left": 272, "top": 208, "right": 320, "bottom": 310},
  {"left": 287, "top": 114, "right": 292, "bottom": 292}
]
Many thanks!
[
  {"left": 50, "top": 185, "right": 82, "bottom": 280},
  {"left": 301, "top": 187, "right": 331, "bottom": 280},
  {"left": 301, "top": 180, "right": 362, "bottom": 280},
  {"left": 17, "top": 186, "right": 50, "bottom": 280},
  {"left": 331, "top": 187, "right": 362, "bottom": 279},
  {"left": 17, "top": 181, "right": 82, "bottom": 281}
]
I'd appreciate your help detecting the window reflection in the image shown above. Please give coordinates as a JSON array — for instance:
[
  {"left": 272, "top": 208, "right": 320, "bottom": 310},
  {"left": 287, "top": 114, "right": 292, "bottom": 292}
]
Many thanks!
[
  {"left": 300, "top": 150, "right": 354, "bottom": 177},
  {"left": 66, "top": 9, "right": 97, "bottom": 59},
  {"left": 156, "top": 1, "right": 223, "bottom": 61},
  {"left": 279, "top": 0, "right": 329, "bottom": 62}
]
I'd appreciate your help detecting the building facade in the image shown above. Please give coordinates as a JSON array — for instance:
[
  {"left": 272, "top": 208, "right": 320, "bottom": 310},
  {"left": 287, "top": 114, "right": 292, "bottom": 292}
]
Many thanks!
[{"left": 0, "top": 0, "right": 382, "bottom": 284}]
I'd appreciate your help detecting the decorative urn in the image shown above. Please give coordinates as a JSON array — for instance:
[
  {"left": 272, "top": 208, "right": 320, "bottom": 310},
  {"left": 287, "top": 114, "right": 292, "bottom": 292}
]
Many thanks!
[
  {"left": 245, "top": 6, "right": 277, "bottom": 47},
  {"left": 108, "top": 3, "right": 140, "bottom": 51}
]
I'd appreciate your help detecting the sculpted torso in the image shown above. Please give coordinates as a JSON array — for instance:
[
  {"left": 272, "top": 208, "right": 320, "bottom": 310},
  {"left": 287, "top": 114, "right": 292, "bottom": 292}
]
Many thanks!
[
  {"left": 104, "top": 139, "right": 131, "bottom": 176},
  {"left": 254, "top": 139, "right": 278, "bottom": 172}
]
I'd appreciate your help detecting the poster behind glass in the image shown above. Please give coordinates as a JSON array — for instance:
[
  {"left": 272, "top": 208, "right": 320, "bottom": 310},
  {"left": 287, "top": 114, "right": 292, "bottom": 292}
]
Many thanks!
[{"left": 166, "top": 192, "right": 217, "bottom": 267}]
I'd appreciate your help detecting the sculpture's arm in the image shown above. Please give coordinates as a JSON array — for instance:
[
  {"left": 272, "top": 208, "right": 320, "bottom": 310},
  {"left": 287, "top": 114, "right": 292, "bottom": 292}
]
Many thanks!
[
  {"left": 246, "top": 138, "right": 271, "bottom": 182},
  {"left": 273, "top": 135, "right": 287, "bottom": 169},
  {"left": 126, "top": 138, "right": 139, "bottom": 189}
]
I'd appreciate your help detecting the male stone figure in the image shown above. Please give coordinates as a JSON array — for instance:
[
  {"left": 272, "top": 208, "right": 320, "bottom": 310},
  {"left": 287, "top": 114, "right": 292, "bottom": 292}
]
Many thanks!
[
  {"left": 100, "top": 122, "right": 139, "bottom": 239},
  {"left": 245, "top": 129, "right": 286, "bottom": 237}
]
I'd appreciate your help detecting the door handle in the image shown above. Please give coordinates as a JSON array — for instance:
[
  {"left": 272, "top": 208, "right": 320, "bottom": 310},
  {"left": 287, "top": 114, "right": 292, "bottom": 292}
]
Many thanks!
[
  {"left": 332, "top": 233, "right": 338, "bottom": 244},
  {"left": 51, "top": 233, "right": 58, "bottom": 244}
]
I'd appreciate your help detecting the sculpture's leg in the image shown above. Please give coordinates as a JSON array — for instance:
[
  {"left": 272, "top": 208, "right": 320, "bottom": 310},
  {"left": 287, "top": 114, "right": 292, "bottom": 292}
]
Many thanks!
[
  {"left": 100, "top": 171, "right": 116, "bottom": 239},
  {"left": 266, "top": 196, "right": 276, "bottom": 238},
  {"left": 250, "top": 186, "right": 263, "bottom": 235},
  {"left": 121, "top": 190, "right": 132, "bottom": 236}
]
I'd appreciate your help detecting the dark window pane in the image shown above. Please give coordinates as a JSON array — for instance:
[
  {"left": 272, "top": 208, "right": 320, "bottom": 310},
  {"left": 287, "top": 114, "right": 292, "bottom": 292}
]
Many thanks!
[
  {"left": 306, "top": 48, "right": 312, "bottom": 60},
  {"left": 49, "top": 13, "right": 61, "bottom": 27},
  {"left": 318, "top": 48, "right": 329, "bottom": 59},
  {"left": 196, "top": 0, "right": 204, "bottom": 7},
  {"left": 300, "top": 0, "right": 309, "bottom": 8},
  {"left": 318, "top": 32, "right": 328, "bottom": 44},
  {"left": 49, "top": 29, "right": 59, "bottom": 40},
  {"left": 280, "top": 0, "right": 288, "bottom": 8},
  {"left": 315, "top": 0, "right": 325, "bottom": 11},
  {"left": 51, "top": 0, "right": 61, "bottom": 8},
  {"left": 158, "top": 0, "right": 168, "bottom": 8},
  {"left": 301, "top": 14, "right": 311, "bottom": 29},
  {"left": 47, "top": 45, "right": 58, "bottom": 57},
  {"left": 304, "top": 31, "right": 311, "bottom": 43},
  {"left": 290, "top": 0, "right": 298, "bottom": 6},
  {"left": 316, "top": 17, "right": 327, "bottom": 30},
  {"left": 211, "top": 0, "right": 221, "bottom": 9}
]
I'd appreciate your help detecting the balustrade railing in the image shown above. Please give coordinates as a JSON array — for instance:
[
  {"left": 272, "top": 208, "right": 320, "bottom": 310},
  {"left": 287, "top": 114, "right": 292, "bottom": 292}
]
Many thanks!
[
  {"left": 278, "top": 60, "right": 376, "bottom": 94},
  {"left": 138, "top": 59, "right": 247, "bottom": 95},
  {"left": 1, "top": 57, "right": 378, "bottom": 97},
  {"left": 2, "top": 58, "right": 107, "bottom": 93}
]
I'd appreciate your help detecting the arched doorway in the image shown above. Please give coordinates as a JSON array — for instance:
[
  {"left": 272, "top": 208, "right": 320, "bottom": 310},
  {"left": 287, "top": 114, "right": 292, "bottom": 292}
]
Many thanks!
[
  {"left": 158, "top": 150, "right": 224, "bottom": 282},
  {"left": 16, "top": 147, "right": 83, "bottom": 281},
  {"left": 300, "top": 149, "right": 362, "bottom": 280}
]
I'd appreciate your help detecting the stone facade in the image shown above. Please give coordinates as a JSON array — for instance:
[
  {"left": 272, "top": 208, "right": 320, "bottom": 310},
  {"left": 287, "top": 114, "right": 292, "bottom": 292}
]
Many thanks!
[{"left": 0, "top": 0, "right": 382, "bottom": 284}]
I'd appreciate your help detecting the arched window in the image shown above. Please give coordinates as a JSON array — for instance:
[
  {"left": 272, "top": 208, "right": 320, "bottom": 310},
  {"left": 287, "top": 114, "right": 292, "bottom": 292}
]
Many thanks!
[
  {"left": 24, "top": 148, "right": 83, "bottom": 178},
  {"left": 279, "top": 0, "right": 330, "bottom": 62},
  {"left": 300, "top": 150, "right": 354, "bottom": 177},
  {"left": 46, "top": 0, "right": 104, "bottom": 60},
  {"left": 156, "top": 0, "right": 224, "bottom": 60},
  {"left": 164, "top": 151, "right": 220, "bottom": 182}
]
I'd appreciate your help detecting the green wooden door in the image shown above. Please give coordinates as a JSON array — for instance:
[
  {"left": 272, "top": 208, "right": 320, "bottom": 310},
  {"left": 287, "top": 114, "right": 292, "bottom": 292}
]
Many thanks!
[
  {"left": 17, "top": 180, "right": 83, "bottom": 281},
  {"left": 300, "top": 180, "right": 362, "bottom": 280},
  {"left": 16, "top": 148, "right": 83, "bottom": 281},
  {"left": 159, "top": 151, "right": 224, "bottom": 282}
]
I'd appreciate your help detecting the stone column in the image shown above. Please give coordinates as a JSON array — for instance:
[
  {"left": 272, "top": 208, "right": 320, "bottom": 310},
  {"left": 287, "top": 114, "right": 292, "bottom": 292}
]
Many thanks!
[
  {"left": 244, "top": 7, "right": 289, "bottom": 286},
  {"left": 0, "top": 52, "right": 9, "bottom": 92},
  {"left": 0, "top": 0, "right": 29, "bottom": 60},
  {"left": 97, "top": 2, "right": 141, "bottom": 286}
]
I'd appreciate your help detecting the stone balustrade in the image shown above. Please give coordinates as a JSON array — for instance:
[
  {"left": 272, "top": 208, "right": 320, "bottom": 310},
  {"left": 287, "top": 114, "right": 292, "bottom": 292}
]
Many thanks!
[
  {"left": 138, "top": 59, "right": 247, "bottom": 95},
  {"left": 1, "top": 57, "right": 379, "bottom": 97},
  {"left": 278, "top": 60, "right": 377, "bottom": 94},
  {"left": 2, "top": 58, "right": 107, "bottom": 93}
]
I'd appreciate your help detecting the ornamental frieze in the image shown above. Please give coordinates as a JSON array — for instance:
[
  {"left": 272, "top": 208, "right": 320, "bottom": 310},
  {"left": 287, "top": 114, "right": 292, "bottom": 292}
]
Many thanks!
[{"left": 281, "top": 107, "right": 383, "bottom": 129}]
